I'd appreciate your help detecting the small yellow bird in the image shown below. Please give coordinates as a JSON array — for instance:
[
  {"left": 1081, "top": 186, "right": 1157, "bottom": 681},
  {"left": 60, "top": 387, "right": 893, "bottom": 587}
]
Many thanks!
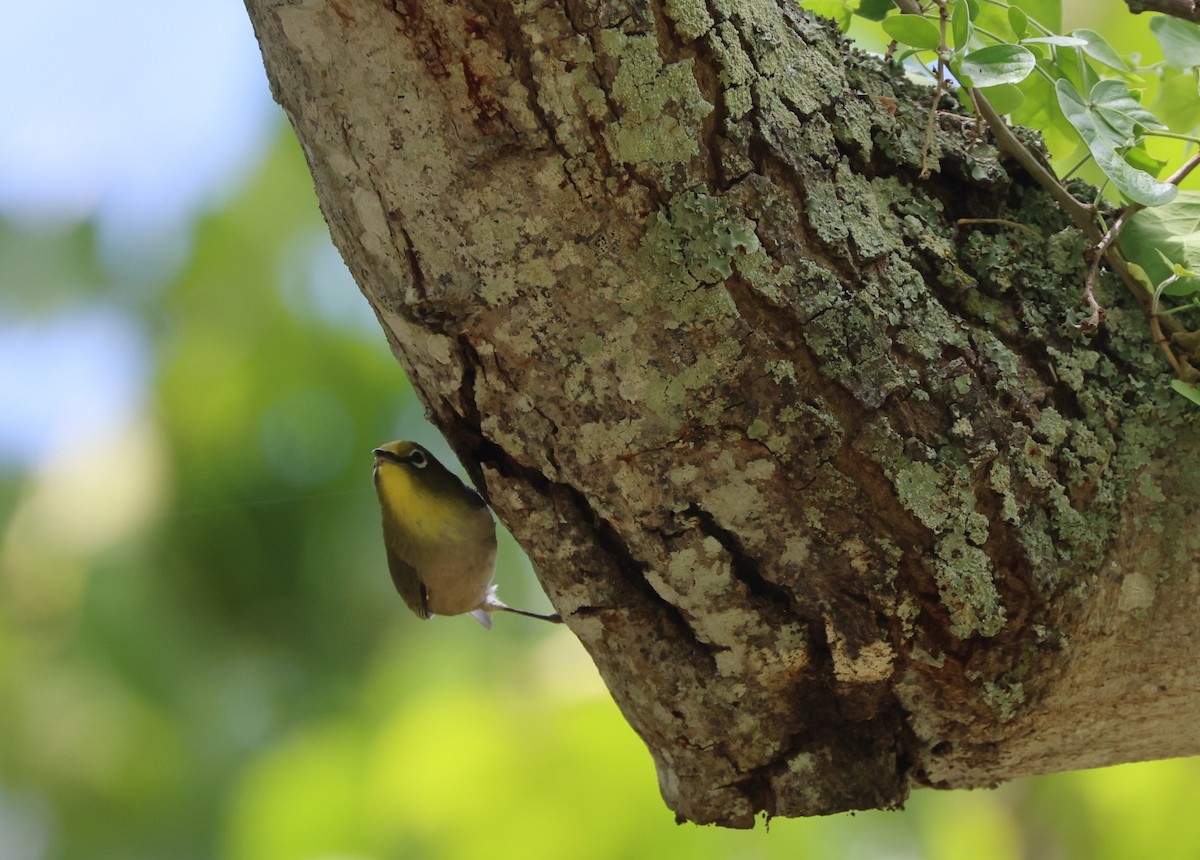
[{"left": 372, "top": 440, "right": 561, "bottom": 628}]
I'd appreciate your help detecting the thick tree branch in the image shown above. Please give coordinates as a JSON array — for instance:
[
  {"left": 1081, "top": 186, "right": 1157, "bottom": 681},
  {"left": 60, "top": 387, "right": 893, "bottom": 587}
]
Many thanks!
[{"left": 246, "top": 0, "right": 1200, "bottom": 827}]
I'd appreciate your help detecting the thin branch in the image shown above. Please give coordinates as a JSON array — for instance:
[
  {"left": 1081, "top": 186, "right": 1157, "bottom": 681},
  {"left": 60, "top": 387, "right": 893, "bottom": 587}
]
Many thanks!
[
  {"left": 1077, "top": 260, "right": 1110, "bottom": 332},
  {"left": 919, "top": 76, "right": 943, "bottom": 179},
  {"left": 1082, "top": 150, "right": 1200, "bottom": 334},
  {"left": 969, "top": 88, "right": 1098, "bottom": 237},
  {"left": 1095, "top": 150, "right": 1200, "bottom": 263},
  {"left": 919, "top": 1, "right": 951, "bottom": 179},
  {"left": 1150, "top": 315, "right": 1186, "bottom": 374},
  {"left": 1163, "top": 148, "right": 1200, "bottom": 188},
  {"left": 1123, "top": 0, "right": 1200, "bottom": 23}
]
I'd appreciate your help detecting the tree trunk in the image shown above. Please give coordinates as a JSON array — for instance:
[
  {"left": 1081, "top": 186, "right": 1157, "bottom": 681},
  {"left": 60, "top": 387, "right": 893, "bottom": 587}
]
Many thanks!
[{"left": 245, "top": 0, "right": 1200, "bottom": 826}]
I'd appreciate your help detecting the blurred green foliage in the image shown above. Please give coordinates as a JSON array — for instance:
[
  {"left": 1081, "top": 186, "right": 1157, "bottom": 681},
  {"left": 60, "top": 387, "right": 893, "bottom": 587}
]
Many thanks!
[{"left": 2, "top": 6, "right": 1200, "bottom": 858}]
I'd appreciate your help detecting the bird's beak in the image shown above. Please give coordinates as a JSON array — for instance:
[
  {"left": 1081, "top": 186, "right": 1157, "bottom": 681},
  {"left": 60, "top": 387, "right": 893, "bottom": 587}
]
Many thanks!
[{"left": 373, "top": 447, "right": 401, "bottom": 464}]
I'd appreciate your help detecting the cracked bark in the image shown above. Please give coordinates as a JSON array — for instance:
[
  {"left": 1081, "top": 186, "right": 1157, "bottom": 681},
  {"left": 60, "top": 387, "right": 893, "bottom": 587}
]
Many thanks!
[{"left": 245, "top": 0, "right": 1200, "bottom": 826}]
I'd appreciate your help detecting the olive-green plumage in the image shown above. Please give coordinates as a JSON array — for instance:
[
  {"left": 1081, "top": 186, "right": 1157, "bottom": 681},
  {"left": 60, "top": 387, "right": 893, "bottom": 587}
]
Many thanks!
[{"left": 371, "top": 440, "right": 560, "bottom": 628}]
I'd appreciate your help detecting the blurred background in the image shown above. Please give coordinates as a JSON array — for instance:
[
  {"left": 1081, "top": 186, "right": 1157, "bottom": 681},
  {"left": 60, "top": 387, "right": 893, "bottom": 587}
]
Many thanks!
[{"left": 0, "top": 1, "right": 1197, "bottom": 858}]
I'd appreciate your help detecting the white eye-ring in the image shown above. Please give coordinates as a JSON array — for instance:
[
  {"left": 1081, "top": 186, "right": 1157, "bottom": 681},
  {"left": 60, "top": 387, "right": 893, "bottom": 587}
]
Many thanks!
[{"left": 408, "top": 449, "right": 428, "bottom": 469}]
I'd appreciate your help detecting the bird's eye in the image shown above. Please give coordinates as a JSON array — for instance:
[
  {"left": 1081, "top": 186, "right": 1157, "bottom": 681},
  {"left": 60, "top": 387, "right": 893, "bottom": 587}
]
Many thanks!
[{"left": 408, "top": 449, "right": 428, "bottom": 469}]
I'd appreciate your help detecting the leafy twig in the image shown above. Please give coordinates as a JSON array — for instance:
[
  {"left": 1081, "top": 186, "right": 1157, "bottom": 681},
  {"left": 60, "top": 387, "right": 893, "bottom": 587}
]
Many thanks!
[
  {"left": 882, "top": 1, "right": 1196, "bottom": 378},
  {"left": 919, "top": 1, "right": 952, "bottom": 178},
  {"left": 968, "top": 85, "right": 1194, "bottom": 380},
  {"left": 1081, "top": 150, "right": 1200, "bottom": 335}
]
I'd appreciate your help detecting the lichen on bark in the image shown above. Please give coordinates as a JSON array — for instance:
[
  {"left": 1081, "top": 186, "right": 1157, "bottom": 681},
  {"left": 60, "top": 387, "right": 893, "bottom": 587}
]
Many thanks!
[{"left": 247, "top": 0, "right": 1200, "bottom": 828}]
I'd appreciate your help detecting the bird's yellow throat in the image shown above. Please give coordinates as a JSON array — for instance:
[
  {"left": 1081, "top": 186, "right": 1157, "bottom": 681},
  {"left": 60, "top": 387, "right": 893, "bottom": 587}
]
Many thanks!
[{"left": 375, "top": 461, "right": 461, "bottom": 544}]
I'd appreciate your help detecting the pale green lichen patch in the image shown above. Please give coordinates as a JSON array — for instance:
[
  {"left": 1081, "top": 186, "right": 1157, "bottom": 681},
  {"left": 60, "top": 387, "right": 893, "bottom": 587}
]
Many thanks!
[
  {"left": 979, "top": 679, "right": 1026, "bottom": 722},
  {"left": 663, "top": 0, "right": 714, "bottom": 42},
  {"left": 737, "top": 245, "right": 840, "bottom": 319},
  {"left": 700, "top": 451, "right": 776, "bottom": 541},
  {"left": 1137, "top": 470, "right": 1166, "bottom": 503},
  {"left": 988, "top": 461, "right": 1021, "bottom": 525},
  {"left": 896, "top": 463, "right": 955, "bottom": 532},
  {"left": 883, "top": 256, "right": 970, "bottom": 359},
  {"left": 805, "top": 166, "right": 908, "bottom": 266},
  {"left": 709, "top": 21, "right": 755, "bottom": 119},
  {"left": 795, "top": 256, "right": 953, "bottom": 407},
  {"left": 939, "top": 200, "right": 1191, "bottom": 588},
  {"left": 1008, "top": 420, "right": 1123, "bottom": 575},
  {"left": 1032, "top": 406, "right": 1069, "bottom": 446},
  {"left": 601, "top": 30, "right": 713, "bottom": 181},
  {"left": 835, "top": 166, "right": 904, "bottom": 261},
  {"left": 645, "top": 190, "right": 761, "bottom": 281},
  {"left": 796, "top": 113, "right": 840, "bottom": 168},
  {"left": 799, "top": 296, "right": 905, "bottom": 407},
  {"left": 973, "top": 332, "right": 1021, "bottom": 394},
  {"left": 869, "top": 419, "right": 1005, "bottom": 639},
  {"left": 765, "top": 359, "right": 797, "bottom": 385},
  {"left": 744, "top": 399, "right": 825, "bottom": 460},
  {"left": 830, "top": 96, "right": 877, "bottom": 159},
  {"left": 802, "top": 176, "right": 848, "bottom": 248},
  {"left": 935, "top": 533, "right": 1006, "bottom": 638},
  {"left": 528, "top": 37, "right": 606, "bottom": 161},
  {"left": 896, "top": 461, "right": 989, "bottom": 543},
  {"left": 726, "top": 0, "right": 845, "bottom": 115}
]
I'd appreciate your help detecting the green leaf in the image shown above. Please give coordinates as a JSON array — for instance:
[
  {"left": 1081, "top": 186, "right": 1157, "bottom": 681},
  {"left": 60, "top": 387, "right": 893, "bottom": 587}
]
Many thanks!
[
  {"left": 971, "top": 2, "right": 1018, "bottom": 46},
  {"left": 1154, "top": 66, "right": 1200, "bottom": 135},
  {"left": 977, "top": 83, "right": 1025, "bottom": 114},
  {"left": 1170, "top": 379, "right": 1200, "bottom": 406},
  {"left": 1052, "top": 41, "right": 1100, "bottom": 100},
  {"left": 1012, "top": 70, "right": 1079, "bottom": 156},
  {"left": 1124, "top": 144, "right": 1168, "bottom": 177},
  {"left": 1150, "top": 15, "right": 1200, "bottom": 69},
  {"left": 1021, "top": 36, "right": 1089, "bottom": 47},
  {"left": 882, "top": 14, "right": 942, "bottom": 51},
  {"left": 1056, "top": 79, "right": 1177, "bottom": 207},
  {"left": 1071, "top": 28, "right": 1132, "bottom": 73},
  {"left": 1008, "top": 6, "right": 1028, "bottom": 40},
  {"left": 958, "top": 44, "right": 1036, "bottom": 87},
  {"left": 855, "top": 0, "right": 897, "bottom": 22},
  {"left": 1089, "top": 79, "right": 1166, "bottom": 145},
  {"left": 1095, "top": 144, "right": 1176, "bottom": 207},
  {"left": 952, "top": 0, "right": 973, "bottom": 52},
  {"left": 1126, "top": 261, "right": 1155, "bottom": 291},
  {"left": 1120, "top": 191, "right": 1200, "bottom": 294},
  {"left": 1158, "top": 249, "right": 1198, "bottom": 279},
  {"left": 1012, "top": 0, "right": 1061, "bottom": 33}
]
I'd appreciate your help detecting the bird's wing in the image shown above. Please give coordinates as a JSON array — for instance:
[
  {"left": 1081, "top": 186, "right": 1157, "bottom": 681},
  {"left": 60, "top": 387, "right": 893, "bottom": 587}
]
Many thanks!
[{"left": 381, "top": 534, "right": 432, "bottom": 619}]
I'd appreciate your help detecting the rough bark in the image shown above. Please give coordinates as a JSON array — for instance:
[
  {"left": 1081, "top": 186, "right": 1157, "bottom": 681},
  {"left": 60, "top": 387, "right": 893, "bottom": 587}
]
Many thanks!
[{"left": 245, "top": 0, "right": 1200, "bottom": 826}]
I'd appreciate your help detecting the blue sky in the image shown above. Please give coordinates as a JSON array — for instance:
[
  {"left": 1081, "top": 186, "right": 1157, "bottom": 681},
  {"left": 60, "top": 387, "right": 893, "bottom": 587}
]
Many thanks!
[
  {"left": 0, "top": 2, "right": 276, "bottom": 233},
  {"left": 0, "top": 3, "right": 279, "bottom": 467}
]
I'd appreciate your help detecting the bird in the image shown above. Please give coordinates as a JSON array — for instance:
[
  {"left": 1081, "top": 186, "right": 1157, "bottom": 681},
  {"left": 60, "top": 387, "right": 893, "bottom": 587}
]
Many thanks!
[{"left": 371, "top": 440, "right": 561, "bottom": 628}]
